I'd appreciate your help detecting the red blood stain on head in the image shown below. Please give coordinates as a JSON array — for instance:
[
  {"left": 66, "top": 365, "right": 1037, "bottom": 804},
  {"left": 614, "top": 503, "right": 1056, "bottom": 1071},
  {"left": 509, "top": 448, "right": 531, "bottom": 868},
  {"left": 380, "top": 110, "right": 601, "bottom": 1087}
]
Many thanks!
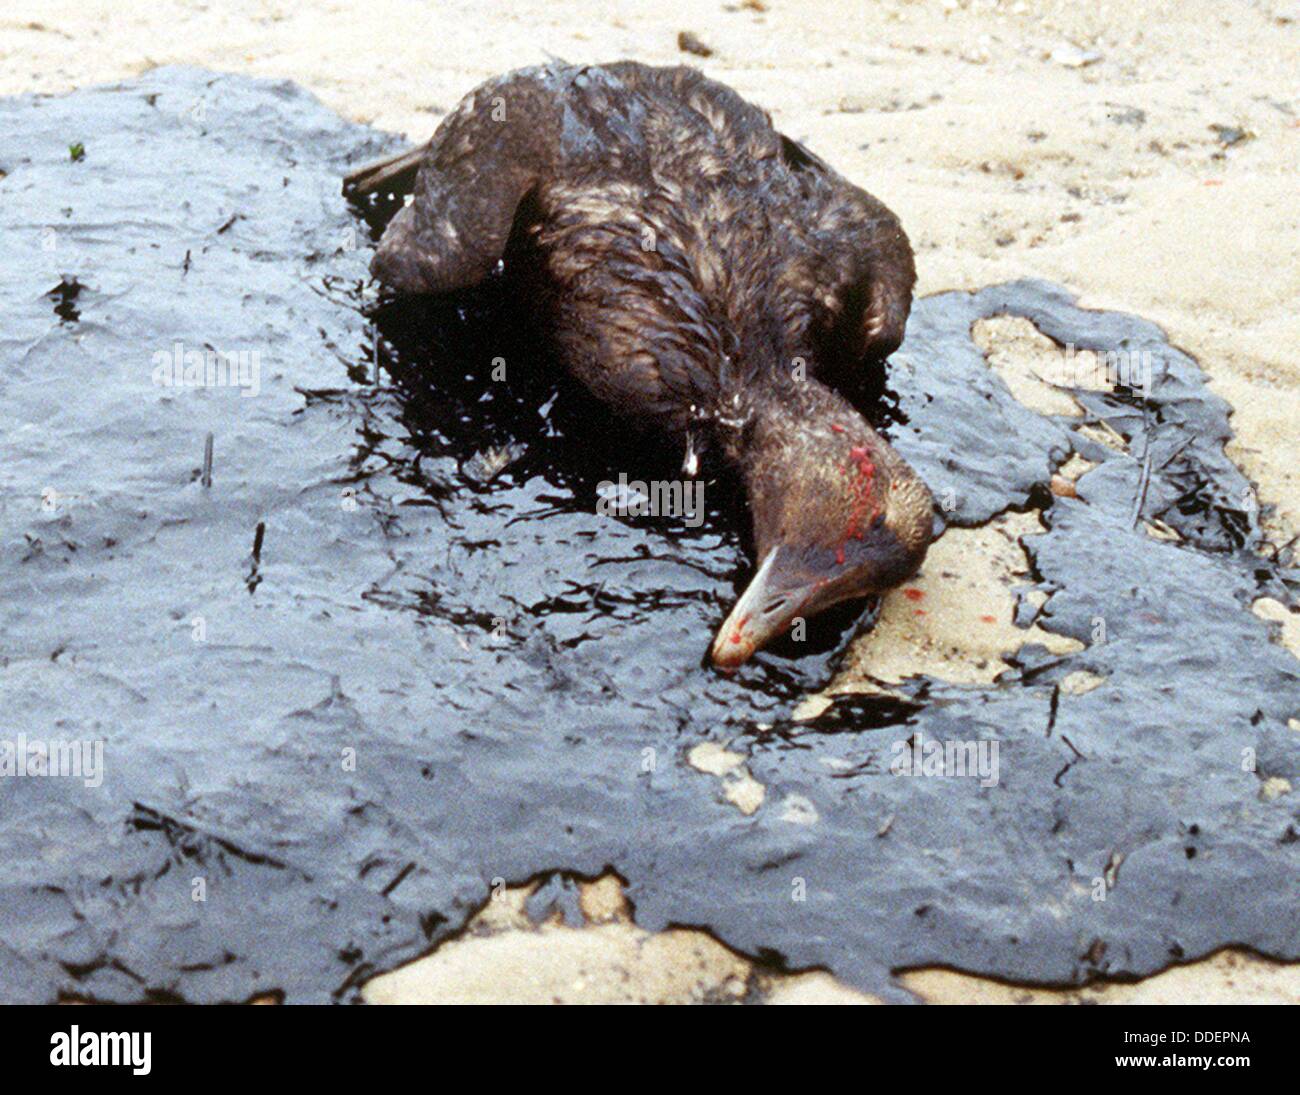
[
  {"left": 903, "top": 587, "right": 924, "bottom": 601},
  {"left": 836, "top": 444, "right": 879, "bottom": 561},
  {"left": 980, "top": 614, "right": 996, "bottom": 623}
]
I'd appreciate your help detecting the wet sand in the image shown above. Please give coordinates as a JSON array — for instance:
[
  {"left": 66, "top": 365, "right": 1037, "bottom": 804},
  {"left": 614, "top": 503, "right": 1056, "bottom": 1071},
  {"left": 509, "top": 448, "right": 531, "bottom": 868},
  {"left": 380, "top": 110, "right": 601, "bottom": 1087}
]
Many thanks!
[{"left": 5, "top": 0, "right": 1296, "bottom": 1002}]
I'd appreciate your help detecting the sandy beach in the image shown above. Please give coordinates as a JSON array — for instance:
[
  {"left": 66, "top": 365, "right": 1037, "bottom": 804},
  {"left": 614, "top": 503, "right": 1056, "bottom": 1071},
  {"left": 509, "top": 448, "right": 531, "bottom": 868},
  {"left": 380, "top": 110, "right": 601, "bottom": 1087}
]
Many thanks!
[{"left": 4, "top": 0, "right": 1297, "bottom": 1002}]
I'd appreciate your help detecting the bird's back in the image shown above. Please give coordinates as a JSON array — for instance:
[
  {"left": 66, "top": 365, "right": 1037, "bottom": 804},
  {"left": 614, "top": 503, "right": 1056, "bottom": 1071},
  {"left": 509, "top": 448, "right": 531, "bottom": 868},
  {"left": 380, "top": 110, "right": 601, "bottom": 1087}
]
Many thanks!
[
  {"left": 371, "top": 61, "right": 915, "bottom": 431},
  {"left": 522, "top": 63, "right": 852, "bottom": 428}
]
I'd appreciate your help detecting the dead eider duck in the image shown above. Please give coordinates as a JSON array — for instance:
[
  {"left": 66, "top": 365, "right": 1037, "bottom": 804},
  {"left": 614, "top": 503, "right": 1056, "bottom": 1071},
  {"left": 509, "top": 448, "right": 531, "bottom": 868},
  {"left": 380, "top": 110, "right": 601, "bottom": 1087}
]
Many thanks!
[{"left": 345, "top": 61, "right": 935, "bottom": 668}]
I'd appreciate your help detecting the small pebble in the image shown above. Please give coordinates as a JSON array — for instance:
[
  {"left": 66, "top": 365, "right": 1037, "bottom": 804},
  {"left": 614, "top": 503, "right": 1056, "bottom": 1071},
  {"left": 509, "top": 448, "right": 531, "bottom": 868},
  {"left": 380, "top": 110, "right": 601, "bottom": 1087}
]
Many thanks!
[
  {"left": 1049, "top": 44, "right": 1102, "bottom": 69},
  {"left": 677, "top": 31, "right": 713, "bottom": 58},
  {"left": 1209, "top": 124, "right": 1252, "bottom": 147},
  {"left": 1050, "top": 474, "right": 1078, "bottom": 498},
  {"left": 462, "top": 442, "right": 526, "bottom": 485}
]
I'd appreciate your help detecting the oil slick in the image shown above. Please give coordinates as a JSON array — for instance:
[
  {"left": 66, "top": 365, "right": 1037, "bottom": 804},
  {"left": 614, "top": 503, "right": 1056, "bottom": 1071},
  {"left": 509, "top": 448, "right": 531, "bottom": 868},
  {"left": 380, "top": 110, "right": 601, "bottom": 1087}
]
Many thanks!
[
  {"left": 596, "top": 473, "right": 705, "bottom": 527},
  {"left": 0, "top": 734, "right": 103, "bottom": 788}
]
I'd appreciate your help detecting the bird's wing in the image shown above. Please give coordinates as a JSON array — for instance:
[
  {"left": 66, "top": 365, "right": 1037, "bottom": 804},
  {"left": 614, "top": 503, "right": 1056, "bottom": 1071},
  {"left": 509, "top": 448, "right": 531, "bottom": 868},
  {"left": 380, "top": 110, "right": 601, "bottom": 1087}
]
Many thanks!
[
  {"left": 777, "top": 135, "right": 916, "bottom": 376},
  {"left": 371, "top": 65, "right": 572, "bottom": 294}
]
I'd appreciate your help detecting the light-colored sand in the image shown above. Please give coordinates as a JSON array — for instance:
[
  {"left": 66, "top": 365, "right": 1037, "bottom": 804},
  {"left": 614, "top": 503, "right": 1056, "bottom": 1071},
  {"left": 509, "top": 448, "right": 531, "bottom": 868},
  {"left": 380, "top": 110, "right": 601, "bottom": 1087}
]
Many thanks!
[
  {"left": 7, "top": 0, "right": 1296, "bottom": 1004},
  {"left": 975, "top": 315, "right": 1087, "bottom": 417},
  {"left": 838, "top": 509, "right": 1083, "bottom": 689},
  {"left": 903, "top": 949, "right": 1300, "bottom": 1005},
  {"left": 687, "top": 741, "right": 767, "bottom": 814},
  {"left": 364, "top": 875, "right": 1300, "bottom": 1005},
  {"left": 363, "top": 874, "right": 882, "bottom": 1004}
]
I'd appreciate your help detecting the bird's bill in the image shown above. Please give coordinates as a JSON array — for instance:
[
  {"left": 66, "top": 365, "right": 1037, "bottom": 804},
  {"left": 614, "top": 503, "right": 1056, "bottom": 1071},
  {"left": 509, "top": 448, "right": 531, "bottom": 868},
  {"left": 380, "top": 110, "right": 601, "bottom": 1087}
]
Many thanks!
[{"left": 710, "top": 547, "right": 820, "bottom": 669}]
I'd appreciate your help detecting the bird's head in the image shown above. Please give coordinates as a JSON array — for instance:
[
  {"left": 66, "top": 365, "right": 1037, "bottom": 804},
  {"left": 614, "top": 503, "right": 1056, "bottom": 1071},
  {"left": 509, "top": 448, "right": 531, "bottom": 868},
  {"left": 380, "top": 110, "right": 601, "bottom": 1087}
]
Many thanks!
[{"left": 710, "top": 380, "right": 934, "bottom": 669}]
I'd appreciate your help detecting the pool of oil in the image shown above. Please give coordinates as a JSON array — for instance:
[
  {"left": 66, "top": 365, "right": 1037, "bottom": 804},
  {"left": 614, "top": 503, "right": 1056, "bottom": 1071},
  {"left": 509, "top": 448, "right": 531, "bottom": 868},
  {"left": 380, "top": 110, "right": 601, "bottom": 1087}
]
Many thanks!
[{"left": 0, "top": 68, "right": 1297, "bottom": 1002}]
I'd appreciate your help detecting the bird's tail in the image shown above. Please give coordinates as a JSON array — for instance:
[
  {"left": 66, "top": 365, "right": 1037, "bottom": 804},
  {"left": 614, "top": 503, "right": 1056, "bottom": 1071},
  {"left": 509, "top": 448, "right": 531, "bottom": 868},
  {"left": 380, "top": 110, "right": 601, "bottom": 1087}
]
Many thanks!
[{"left": 342, "top": 145, "right": 427, "bottom": 200}]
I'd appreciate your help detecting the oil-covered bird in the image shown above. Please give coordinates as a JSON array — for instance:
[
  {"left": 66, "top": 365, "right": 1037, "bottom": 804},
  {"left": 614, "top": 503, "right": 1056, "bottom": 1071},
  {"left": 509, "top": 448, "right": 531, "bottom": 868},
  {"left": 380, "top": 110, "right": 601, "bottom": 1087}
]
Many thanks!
[{"left": 346, "top": 61, "right": 935, "bottom": 668}]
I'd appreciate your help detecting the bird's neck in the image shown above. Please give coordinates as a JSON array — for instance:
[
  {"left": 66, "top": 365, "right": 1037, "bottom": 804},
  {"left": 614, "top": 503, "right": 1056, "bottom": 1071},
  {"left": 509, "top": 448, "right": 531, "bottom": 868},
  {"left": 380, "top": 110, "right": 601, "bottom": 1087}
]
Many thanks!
[{"left": 714, "top": 371, "right": 853, "bottom": 469}]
